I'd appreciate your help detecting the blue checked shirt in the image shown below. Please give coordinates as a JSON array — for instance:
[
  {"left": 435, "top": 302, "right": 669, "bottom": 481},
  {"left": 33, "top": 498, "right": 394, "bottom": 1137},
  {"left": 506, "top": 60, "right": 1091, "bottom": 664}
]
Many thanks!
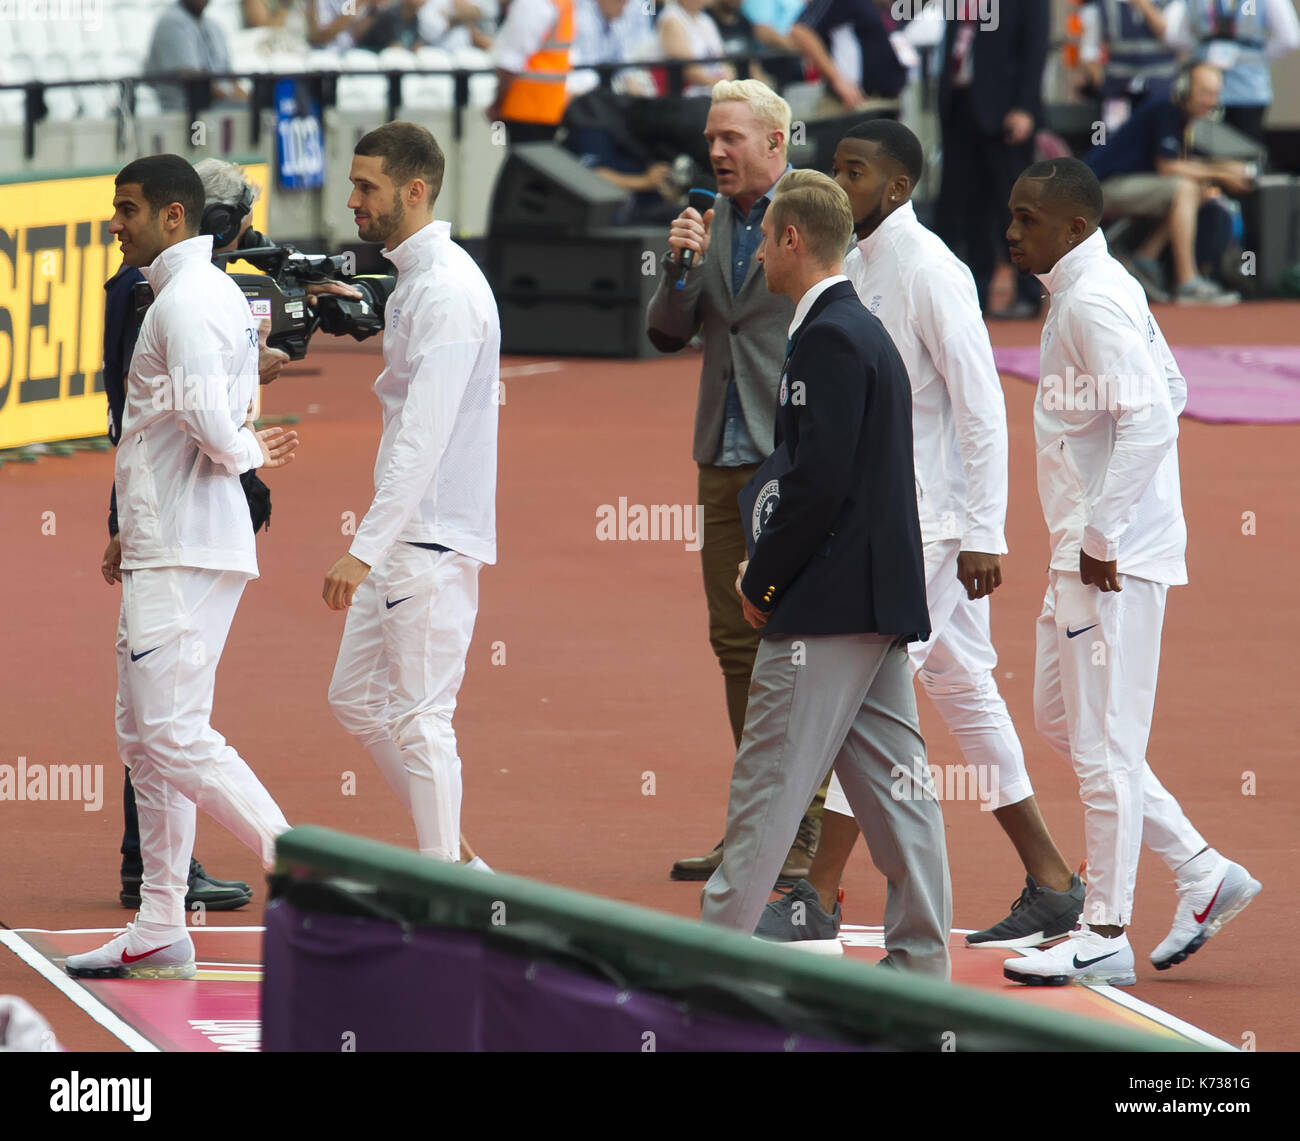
[{"left": 714, "top": 169, "right": 790, "bottom": 467}]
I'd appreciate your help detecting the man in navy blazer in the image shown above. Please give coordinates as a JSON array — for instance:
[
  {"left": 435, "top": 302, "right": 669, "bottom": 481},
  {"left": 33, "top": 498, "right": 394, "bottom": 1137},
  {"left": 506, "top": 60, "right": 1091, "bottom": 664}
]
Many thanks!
[{"left": 700, "top": 170, "right": 952, "bottom": 977}]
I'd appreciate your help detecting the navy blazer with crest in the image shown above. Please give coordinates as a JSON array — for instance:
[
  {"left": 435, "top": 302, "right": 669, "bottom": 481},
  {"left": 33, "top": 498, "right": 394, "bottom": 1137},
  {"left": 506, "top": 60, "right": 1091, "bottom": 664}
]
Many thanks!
[{"left": 739, "top": 279, "right": 929, "bottom": 641}]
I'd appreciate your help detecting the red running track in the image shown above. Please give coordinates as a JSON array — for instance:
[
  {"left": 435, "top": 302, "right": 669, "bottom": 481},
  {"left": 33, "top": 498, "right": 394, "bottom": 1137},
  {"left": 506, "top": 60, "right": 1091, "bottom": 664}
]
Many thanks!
[{"left": 1, "top": 302, "right": 1296, "bottom": 1051}]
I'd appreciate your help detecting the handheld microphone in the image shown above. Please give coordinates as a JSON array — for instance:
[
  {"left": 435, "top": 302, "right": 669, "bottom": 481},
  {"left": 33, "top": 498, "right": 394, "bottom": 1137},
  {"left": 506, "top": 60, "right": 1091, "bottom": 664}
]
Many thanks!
[{"left": 675, "top": 187, "right": 718, "bottom": 290}]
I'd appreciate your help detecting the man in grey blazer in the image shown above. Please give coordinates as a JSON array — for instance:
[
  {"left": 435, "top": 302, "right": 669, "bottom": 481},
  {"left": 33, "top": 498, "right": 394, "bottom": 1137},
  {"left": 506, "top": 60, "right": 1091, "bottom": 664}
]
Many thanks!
[{"left": 646, "top": 79, "right": 826, "bottom": 884}]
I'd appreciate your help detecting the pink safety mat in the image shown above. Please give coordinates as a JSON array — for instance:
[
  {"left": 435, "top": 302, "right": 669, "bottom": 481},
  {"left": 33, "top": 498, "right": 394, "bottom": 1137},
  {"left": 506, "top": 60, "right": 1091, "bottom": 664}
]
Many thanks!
[{"left": 993, "top": 345, "right": 1300, "bottom": 424}]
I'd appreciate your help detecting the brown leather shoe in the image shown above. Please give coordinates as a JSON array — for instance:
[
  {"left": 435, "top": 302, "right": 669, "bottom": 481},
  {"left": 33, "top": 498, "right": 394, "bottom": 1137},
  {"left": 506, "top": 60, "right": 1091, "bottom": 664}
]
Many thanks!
[
  {"left": 671, "top": 838, "right": 723, "bottom": 881},
  {"left": 778, "top": 813, "right": 822, "bottom": 880}
]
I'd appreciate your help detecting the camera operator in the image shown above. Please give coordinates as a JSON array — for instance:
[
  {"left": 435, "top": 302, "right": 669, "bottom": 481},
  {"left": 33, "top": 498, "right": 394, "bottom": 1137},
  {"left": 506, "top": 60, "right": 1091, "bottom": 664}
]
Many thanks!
[{"left": 99, "top": 158, "right": 354, "bottom": 914}]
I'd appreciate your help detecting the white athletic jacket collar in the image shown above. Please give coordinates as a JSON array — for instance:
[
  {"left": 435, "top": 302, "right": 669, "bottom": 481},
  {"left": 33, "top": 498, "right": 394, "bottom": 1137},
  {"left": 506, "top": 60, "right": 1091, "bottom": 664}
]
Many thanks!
[
  {"left": 382, "top": 219, "right": 450, "bottom": 274},
  {"left": 853, "top": 199, "right": 915, "bottom": 262},
  {"left": 140, "top": 234, "right": 215, "bottom": 293},
  {"left": 1034, "top": 228, "right": 1107, "bottom": 296}
]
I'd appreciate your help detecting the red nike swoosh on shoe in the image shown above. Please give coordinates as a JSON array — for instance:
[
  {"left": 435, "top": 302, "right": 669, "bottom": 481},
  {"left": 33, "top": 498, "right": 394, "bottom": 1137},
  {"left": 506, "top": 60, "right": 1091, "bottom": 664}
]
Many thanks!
[
  {"left": 120, "top": 946, "right": 168, "bottom": 964},
  {"left": 1193, "top": 879, "right": 1225, "bottom": 925}
]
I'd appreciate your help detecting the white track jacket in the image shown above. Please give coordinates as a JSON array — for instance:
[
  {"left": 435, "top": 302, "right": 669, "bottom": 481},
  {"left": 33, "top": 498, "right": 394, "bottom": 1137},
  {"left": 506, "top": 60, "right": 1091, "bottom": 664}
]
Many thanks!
[
  {"left": 843, "top": 202, "right": 1008, "bottom": 553},
  {"left": 116, "top": 235, "right": 263, "bottom": 577},
  {"left": 1033, "top": 229, "right": 1187, "bottom": 586},
  {"left": 348, "top": 220, "right": 500, "bottom": 569}
]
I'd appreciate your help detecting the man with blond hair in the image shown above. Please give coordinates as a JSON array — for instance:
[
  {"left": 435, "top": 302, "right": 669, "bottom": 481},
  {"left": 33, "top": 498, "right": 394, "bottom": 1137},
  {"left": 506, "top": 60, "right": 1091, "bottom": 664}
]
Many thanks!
[
  {"left": 698, "top": 170, "right": 951, "bottom": 979},
  {"left": 647, "top": 80, "right": 828, "bottom": 886}
]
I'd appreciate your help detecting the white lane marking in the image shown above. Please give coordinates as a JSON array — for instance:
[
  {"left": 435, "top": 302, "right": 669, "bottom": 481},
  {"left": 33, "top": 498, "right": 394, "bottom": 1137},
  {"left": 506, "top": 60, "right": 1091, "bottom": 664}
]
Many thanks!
[
  {"left": 0, "top": 930, "right": 157, "bottom": 1053},
  {"left": 1090, "top": 985, "right": 1238, "bottom": 1050}
]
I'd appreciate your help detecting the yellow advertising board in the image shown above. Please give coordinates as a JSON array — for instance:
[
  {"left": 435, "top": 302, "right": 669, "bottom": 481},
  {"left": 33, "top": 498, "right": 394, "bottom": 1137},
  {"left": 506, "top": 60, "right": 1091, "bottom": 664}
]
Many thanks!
[{"left": 0, "top": 162, "right": 269, "bottom": 450}]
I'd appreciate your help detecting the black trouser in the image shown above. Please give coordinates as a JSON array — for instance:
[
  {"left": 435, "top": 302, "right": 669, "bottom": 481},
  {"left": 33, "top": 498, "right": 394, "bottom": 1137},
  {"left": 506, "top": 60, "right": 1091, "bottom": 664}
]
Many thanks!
[
  {"left": 121, "top": 771, "right": 199, "bottom": 882},
  {"left": 121, "top": 770, "right": 141, "bottom": 877},
  {"left": 503, "top": 120, "right": 559, "bottom": 145},
  {"left": 937, "top": 95, "right": 1040, "bottom": 311}
]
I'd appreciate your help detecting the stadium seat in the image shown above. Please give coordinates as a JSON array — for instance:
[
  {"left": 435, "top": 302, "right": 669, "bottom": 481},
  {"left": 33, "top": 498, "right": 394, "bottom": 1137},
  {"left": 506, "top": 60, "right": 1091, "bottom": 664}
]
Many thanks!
[
  {"left": 414, "top": 46, "right": 456, "bottom": 72},
  {"left": 451, "top": 46, "right": 494, "bottom": 71},
  {"left": 403, "top": 74, "right": 455, "bottom": 111},
  {"left": 468, "top": 72, "right": 496, "bottom": 108},
  {"left": 376, "top": 46, "right": 420, "bottom": 72},
  {"left": 340, "top": 49, "right": 382, "bottom": 72},
  {"left": 305, "top": 49, "right": 344, "bottom": 72}
]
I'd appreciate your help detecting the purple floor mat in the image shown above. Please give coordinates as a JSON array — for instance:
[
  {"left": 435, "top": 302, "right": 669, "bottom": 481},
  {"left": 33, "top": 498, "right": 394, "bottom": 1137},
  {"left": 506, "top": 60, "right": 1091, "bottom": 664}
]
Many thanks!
[{"left": 993, "top": 345, "right": 1300, "bottom": 424}]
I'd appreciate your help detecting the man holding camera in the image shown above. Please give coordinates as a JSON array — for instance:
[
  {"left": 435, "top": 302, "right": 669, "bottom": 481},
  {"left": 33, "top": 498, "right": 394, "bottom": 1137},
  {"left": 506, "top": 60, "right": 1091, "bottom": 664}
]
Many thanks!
[
  {"left": 68, "top": 155, "right": 298, "bottom": 980},
  {"left": 324, "top": 123, "right": 500, "bottom": 867}
]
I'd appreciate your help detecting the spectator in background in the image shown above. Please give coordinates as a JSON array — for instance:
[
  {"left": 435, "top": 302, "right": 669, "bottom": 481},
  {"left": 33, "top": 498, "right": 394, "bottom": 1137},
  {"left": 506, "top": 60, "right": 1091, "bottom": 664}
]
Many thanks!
[
  {"left": 658, "top": 0, "right": 735, "bottom": 96},
  {"left": 491, "top": 0, "right": 575, "bottom": 142},
  {"left": 355, "top": 0, "right": 447, "bottom": 49},
  {"left": 741, "top": 0, "right": 805, "bottom": 85},
  {"left": 1086, "top": 61, "right": 1246, "bottom": 306},
  {"left": 790, "top": 0, "right": 907, "bottom": 113},
  {"left": 308, "top": 0, "right": 388, "bottom": 49},
  {"left": 417, "top": 0, "right": 498, "bottom": 52},
  {"left": 145, "top": 0, "right": 244, "bottom": 110},
  {"left": 1079, "top": 0, "right": 1179, "bottom": 130},
  {"left": 936, "top": 0, "right": 1048, "bottom": 319},
  {"left": 570, "top": 0, "right": 656, "bottom": 96},
  {"left": 242, "top": 0, "right": 292, "bottom": 26},
  {"left": 561, "top": 124, "right": 681, "bottom": 224},
  {"left": 711, "top": 0, "right": 774, "bottom": 85},
  {"left": 1162, "top": 0, "right": 1300, "bottom": 143}
]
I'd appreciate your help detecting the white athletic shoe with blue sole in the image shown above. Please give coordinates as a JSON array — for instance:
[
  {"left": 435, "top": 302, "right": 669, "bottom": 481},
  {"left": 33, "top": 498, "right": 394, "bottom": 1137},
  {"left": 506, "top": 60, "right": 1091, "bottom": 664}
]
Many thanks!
[
  {"left": 1151, "top": 852, "right": 1261, "bottom": 971},
  {"left": 65, "top": 922, "right": 196, "bottom": 980},
  {"left": 1003, "top": 925, "right": 1136, "bottom": 987}
]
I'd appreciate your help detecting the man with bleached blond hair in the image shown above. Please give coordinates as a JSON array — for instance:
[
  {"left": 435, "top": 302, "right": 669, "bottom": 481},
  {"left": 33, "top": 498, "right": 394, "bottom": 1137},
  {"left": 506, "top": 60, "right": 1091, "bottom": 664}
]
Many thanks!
[{"left": 647, "top": 80, "right": 831, "bottom": 887}]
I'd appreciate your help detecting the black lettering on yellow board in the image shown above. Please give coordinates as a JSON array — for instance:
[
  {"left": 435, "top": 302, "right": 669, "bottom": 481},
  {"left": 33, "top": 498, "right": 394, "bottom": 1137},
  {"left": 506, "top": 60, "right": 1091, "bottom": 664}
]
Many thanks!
[
  {"left": 24, "top": 224, "right": 65, "bottom": 404},
  {"left": 0, "top": 175, "right": 118, "bottom": 448},
  {"left": 0, "top": 225, "right": 15, "bottom": 414}
]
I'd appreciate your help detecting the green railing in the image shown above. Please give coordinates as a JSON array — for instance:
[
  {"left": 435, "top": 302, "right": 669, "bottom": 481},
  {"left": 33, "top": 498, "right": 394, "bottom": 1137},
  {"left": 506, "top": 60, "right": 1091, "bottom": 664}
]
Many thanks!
[{"left": 274, "top": 825, "right": 1212, "bottom": 1053}]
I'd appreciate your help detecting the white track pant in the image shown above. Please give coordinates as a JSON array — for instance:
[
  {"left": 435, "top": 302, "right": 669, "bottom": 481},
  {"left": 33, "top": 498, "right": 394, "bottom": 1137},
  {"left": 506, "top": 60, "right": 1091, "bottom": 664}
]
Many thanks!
[
  {"left": 116, "top": 567, "right": 291, "bottom": 936},
  {"left": 826, "top": 539, "right": 1030, "bottom": 817},
  {"left": 1034, "top": 572, "right": 1206, "bottom": 927},
  {"left": 328, "top": 543, "right": 482, "bottom": 862}
]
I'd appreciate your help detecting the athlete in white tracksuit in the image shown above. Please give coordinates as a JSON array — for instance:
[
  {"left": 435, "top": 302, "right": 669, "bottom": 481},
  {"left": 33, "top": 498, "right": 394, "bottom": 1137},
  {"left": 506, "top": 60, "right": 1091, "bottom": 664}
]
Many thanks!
[
  {"left": 69, "top": 158, "right": 297, "bottom": 980},
  {"left": 324, "top": 127, "right": 500, "bottom": 863},
  {"left": 1001, "top": 158, "right": 1259, "bottom": 987}
]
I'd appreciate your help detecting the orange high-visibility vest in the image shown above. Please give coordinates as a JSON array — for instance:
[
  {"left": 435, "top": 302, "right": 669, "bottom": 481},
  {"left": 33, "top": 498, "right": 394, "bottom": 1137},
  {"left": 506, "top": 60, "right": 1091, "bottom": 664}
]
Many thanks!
[{"left": 500, "top": 0, "right": 574, "bottom": 125}]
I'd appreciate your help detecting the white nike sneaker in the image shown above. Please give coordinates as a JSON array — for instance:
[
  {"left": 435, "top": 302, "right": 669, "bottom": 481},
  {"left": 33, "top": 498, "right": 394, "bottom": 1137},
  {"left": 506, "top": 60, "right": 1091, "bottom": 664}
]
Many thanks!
[
  {"left": 65, "top": 922, "right": 196, "bottom": 980},
  {"left": 1003, "top": 925, "right": 1136, "bottom": 987},
  {"left": 466, "top": 856, "right": 493, "bottom": 873},
  {"left": 1150, "top": 851, "right": 1261, "bottom": 971}
]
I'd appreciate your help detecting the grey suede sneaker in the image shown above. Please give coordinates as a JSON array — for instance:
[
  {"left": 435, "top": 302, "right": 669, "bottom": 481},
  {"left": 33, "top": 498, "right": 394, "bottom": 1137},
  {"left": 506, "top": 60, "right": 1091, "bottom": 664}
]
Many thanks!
[
  {"left": 754, "top": 879, "right": 843, "bottom": 955},
  {"left": 965, "top": 873, "right": 1086, "bottom": 950}
]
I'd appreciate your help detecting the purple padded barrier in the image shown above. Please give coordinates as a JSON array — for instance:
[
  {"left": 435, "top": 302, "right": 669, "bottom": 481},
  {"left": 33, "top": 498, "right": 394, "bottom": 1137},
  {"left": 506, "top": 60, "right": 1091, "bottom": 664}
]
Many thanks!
[
  {"left": 262, "top": 899, "right": 867, "bottom": 1052},
  {"left": 993, "top": 344, "right": 1300, "bottom": 424}
]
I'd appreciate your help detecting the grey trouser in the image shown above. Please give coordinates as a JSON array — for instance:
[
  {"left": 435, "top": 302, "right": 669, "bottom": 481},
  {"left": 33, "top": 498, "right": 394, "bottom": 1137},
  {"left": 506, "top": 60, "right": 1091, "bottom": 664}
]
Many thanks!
[{"left": 700, "top": 632, "right": 953, "bottom": 979}]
